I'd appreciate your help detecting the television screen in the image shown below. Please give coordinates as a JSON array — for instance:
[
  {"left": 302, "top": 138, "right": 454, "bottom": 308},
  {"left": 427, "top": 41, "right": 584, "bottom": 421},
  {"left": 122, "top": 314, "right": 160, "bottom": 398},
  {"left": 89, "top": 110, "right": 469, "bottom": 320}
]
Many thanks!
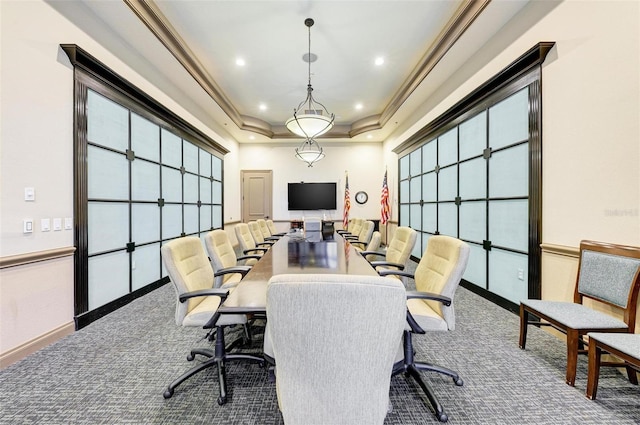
[{"left": 287, "top": 182, "right": 337, "bottom": 210}]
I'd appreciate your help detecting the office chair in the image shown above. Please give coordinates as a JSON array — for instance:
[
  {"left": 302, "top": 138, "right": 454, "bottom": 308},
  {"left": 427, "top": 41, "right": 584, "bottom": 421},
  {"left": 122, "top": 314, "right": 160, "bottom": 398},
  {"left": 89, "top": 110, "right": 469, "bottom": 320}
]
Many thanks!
[
  {"left": 235, "top": 223, "right": 268, "bottom": 261},
  {"left": 361, "top": 226, "right": 417, "bottom": 276},
  {"left": 357, "top": 230, "right": 381, "bottom": 261},
  {"left": 257, "top": 218, "right": 281, "bottom": 240},
  {"left": 249, "top": 221, "right": 276, "bottom": 248},
  {"left": 204, "top": 229, "right": 260, "bottom": 289},
  {"left": 161, "top": 236, "right": 264, "bottom": 404},
  {"left": 266, "top": 219, "right": 287, "bottom": 237},
  {"left": 344, "top": 220, "right": 374, "bottom": 248},
  {"left": 380, "top": 235, "right": 470, "bottom": 422},
  {"left": 337, "top": 217, "right": 363, "bottom": 237},
  {"left": 266, "top": 274, "right": 407, "bottom": 425}
]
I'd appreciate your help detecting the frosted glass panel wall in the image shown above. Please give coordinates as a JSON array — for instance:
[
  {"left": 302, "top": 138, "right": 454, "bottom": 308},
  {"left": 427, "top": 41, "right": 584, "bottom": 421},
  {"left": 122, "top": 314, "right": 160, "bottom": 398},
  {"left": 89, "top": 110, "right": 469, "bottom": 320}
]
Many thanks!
[
  {"left": 84, "top": 89, "right": 224, "bottom": 311},
  {"left": 398, "top": 87, "right": 534, "bottom": 306}
]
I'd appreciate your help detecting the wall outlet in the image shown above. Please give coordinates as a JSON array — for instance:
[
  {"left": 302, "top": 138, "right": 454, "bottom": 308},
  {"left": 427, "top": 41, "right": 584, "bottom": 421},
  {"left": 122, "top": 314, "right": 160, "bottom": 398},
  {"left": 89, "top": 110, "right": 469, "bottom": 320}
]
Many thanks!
[{"left": 23, "top": 219, "right": 33, "bottom": 234}]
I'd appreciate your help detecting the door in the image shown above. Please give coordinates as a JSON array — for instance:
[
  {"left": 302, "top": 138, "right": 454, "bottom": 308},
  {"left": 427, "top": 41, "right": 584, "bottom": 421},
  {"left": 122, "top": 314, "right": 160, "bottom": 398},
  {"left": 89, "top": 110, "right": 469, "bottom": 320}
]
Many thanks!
[{"left": 242, "top": 170, "right": 273, "bottom": 223}]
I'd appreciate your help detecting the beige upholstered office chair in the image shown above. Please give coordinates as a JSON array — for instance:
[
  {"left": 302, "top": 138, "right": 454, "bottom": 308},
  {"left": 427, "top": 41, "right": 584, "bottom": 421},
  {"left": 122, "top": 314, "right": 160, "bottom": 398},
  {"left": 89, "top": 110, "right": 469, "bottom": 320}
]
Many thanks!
[
  {"left": 362, "top": 226, "right": 417, "bottom": 276},
  {"left": 344, "top": 220, "right": 374, "bottom": 248},
  {"left": 381, "top": 235, "right": 470, "bottom": 422},
  {"left": 357, "top": 231, "right": 381, "bottom": 261},
  {"left": 249, "top": 221, "right": 275, "bottom": 248},
  {"left": 266, "top": 274, "right": 407, "bottom": 425},
  {"left": 235, "top": 223, "right": 268, "bottom": 261},
  {"left": 266, "top": 219, "right": 287, "bottom": 237},
  {"left": 257, "top": 218, "right": 280, "bottom": 240},
  {"left": 161, "top": 236, "right": 263, "bottom": 404},
  {"left": 204, "top": 229, "right": 260, "bottom": 289}
]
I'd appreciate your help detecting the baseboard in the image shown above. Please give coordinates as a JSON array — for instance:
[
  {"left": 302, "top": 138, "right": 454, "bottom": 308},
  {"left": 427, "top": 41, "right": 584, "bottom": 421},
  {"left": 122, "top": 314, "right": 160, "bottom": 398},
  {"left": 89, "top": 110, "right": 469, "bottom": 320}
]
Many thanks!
[{"left": 0, "top": 321, "right": 75, "bottom": 370}]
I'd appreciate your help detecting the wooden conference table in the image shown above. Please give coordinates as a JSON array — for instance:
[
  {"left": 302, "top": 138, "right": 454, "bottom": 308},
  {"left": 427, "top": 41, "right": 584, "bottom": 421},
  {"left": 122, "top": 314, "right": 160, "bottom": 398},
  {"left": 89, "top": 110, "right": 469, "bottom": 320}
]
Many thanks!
[{"left": 218, "top": 231, "right": 379, "bottom": 315}]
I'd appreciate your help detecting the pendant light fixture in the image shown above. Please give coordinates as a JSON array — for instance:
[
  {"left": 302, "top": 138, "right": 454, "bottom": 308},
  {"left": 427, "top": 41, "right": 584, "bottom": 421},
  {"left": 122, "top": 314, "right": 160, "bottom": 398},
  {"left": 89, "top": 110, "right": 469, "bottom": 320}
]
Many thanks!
[{"left": 287, "top": 18, "right": 334, "bottom": 166}]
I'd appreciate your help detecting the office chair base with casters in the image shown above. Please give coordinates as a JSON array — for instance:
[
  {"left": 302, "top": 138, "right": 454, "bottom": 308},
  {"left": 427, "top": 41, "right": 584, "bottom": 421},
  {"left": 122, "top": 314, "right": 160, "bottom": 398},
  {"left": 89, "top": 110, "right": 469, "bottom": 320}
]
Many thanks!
[
  {"left": 393, "top": 330, "right": 463, "bottom": 423},
  {"left": 163, "top": 326, "right": 265, "bottom": 404}
]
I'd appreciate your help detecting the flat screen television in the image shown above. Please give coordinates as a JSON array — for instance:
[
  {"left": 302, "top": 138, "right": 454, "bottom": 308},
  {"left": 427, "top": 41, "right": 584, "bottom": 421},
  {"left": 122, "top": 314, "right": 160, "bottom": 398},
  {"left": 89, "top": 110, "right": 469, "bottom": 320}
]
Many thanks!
[{"left": 287, "top": 182, "right": 337, "bottom": 210}]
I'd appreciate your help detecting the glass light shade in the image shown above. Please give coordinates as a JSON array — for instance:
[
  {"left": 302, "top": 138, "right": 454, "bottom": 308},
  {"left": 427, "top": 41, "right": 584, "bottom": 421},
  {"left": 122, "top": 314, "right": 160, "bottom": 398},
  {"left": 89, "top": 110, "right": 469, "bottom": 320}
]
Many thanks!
[
  {"left": 295, "top": 139, "right": 325, "bottom": 167},
  {"left": 286, "top": 113, "right": 334, "bottom": 138}
]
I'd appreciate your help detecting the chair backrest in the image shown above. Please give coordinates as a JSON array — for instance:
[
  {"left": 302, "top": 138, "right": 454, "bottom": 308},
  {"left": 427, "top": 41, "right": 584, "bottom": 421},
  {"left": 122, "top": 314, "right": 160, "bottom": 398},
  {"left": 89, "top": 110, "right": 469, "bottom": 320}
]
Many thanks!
[
  {"left": 386, "top": 226, "right": 417, "bottom": 267},
  {"left": 161, "top": 236, "right": 215, "bottom": 325},
  {"left": 575, "top": 240, "right": 640, "bottom": 328},
  {"left": 257, "top": 218, "right": 271, "bottom": 238},
  {"left": 349, "top": 218, "right": 363, "bottom": 236},
  {"left": 357, "top": 220, "right": 374, "bottom": 244},
  {"left": 235, "top": 223, "right": 257, "bottom": 252},
  {"left": 248, "top": 221, "right": 266, "bottom": 244},
  {"left": 266, "top": 274, "right": 407, "bottom": 425},
  {"left": 203, "top": 229, "right": 238, "bottom": 288},
  {"left": 266, "top": 219, "right": 279, "bottom": 235},
  {"left": 365, "top": 231, "right": 382, "bottom": 261},
  {"left": 414, "top": 235, "right": 470, "bottom": 330}
]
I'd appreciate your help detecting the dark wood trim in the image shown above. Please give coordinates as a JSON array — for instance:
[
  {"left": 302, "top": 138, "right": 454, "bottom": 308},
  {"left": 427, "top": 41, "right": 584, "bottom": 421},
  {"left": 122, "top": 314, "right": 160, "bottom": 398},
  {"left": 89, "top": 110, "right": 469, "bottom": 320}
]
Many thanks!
[
  {"left": 460, "top": 279, "right": 519, "bottom": 314},
  {"left": 393, "top": 42, "right": 555, "bottom": 156},
  {"left": 74, "top": 77, "right": 89, "bottom": 316},
  {"left": 528, "top": 78, "right": 543, "bottom": 300},
  {"left": 60, "top": 44, "right": 228, "bottom": 156}
]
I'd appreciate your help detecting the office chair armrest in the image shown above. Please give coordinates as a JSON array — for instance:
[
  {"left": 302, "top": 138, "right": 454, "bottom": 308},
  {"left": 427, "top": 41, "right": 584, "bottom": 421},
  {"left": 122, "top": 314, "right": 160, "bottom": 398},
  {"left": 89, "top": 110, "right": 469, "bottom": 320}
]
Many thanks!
[
  {"left": 359, "top": 251, "right": 385, "bottom": 258},
  {"left": 378, "top": 269, "right": 414, "bottom": 279},
  {"left": 336, "top": 230, "right": 350, "bottom": 234},
  {"left": 350, "top": 241, "right": 367, "bottom": 248},
  {"left": 272, "top": 232, "right": 287, "bottom": 236},
  {"left": 406, "top": 290, "right": 452, "bottom": 306},
  {"left": 343, "top": 235, "right": 358, "bottom": 240},
  {"left": 244, "top": 247, "right": 268, "bottom": 254},
  {"left": 370, "top": 261, "right": 405, "bottom": 270},
  {"left": 214, "top": 266, "right": 252, "bottom": 278},
  {"left": 237, "top": 254, "right": 262, "bottom": 262},
  {"left": 258, "top": 241, "right": 275, "bottom": 247},
  {"left": 265, "top": 236, "right": 280, "bottom": 241},
  {"left": 179, "top": 288, "right": 230, "bottom": 303}
]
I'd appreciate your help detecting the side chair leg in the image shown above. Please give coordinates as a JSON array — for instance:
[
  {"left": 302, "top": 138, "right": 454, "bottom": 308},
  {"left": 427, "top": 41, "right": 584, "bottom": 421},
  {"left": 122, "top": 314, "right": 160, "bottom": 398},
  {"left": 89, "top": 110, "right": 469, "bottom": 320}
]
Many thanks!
[
  {"left": 566, "top": 329, "right": 579, "bottom": 386},
  {"left": 407, "top": 364, "right": 448, "bottom": 422},
  {"left": 586, "top": 340, "right": 601, "bottom": 400},
  {"left": 626, "top": 364, "right": 638, "bottom": 385},
  {"left": 519, "top": 305, "right": 528, "bottom": 350}
]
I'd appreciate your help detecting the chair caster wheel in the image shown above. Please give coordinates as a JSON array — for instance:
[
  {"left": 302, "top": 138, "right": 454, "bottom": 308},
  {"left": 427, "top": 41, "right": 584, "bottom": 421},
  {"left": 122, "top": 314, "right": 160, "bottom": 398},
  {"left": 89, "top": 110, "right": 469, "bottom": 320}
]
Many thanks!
[
  {"left": 187, "top": 353, "right": 195, "bottom": 361},
  {"left": 437, "top": 412, "right": 448, "bottom": 422},
  {"left": 217, "top": 396, "right": 227, "bottom": 406},
  {"left": 454, "top": 377, "right": 464, "bottom": 386},
  {"left": 163, "top": 389, "right": 174, "bottom": 399}
]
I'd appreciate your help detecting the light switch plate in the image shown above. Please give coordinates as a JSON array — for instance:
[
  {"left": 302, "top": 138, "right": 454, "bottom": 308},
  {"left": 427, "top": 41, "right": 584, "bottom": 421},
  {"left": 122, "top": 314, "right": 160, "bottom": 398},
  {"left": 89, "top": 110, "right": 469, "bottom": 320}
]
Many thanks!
[
  {"left": 24, "top": 187, "right": 35, "bottom": 201},
  {"left": 41, "top": 218, "right": 51, "bottom": 232},
  {"left": 23, "top": 219, "right": 33, "bottom": 234},
  {"left": 64, "top": 217, "right": 73, "bottom": 230},
  {"left": 53, "top": 218, "right": 62, "bottom": 231}
]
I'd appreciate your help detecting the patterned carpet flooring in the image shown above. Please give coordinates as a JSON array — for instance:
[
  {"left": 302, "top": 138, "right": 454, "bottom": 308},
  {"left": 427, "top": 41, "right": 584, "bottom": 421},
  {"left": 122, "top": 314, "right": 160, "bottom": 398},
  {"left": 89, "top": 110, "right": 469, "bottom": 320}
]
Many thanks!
[{"left": 1, "top": 261, "right": 639, "bottom": 424}]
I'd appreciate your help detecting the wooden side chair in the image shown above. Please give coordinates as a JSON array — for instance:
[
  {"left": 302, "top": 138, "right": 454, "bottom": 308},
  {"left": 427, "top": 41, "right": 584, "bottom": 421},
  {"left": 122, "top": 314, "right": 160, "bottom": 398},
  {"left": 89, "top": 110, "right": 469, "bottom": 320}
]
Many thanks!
[{"left": 586, "top": 332, "right": 640, "bottom": 399}]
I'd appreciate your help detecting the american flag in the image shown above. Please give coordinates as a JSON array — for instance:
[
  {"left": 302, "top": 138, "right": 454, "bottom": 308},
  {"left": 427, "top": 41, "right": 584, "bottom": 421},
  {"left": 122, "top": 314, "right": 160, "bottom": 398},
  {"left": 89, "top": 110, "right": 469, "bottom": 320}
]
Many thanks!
[
  {"left": 381, "top": 170, "right": 390, "bottom": 225},
  {"left": 343, "top": 173, "right": 350, "bottom": 230}
]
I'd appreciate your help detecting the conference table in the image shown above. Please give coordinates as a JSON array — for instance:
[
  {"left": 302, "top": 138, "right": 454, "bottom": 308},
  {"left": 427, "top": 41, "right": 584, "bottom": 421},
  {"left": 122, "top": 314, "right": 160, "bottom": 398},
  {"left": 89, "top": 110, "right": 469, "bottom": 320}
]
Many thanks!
[{"left": 217, "top": 231, "right": 379, "bottom": 315}]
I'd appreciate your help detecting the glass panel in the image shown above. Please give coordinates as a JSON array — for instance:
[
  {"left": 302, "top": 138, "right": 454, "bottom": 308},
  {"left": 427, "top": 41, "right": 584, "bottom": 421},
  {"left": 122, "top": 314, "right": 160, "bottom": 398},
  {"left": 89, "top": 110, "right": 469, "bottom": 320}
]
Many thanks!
[
  {"left": 161, "top": 129, "right": 182, "bottom": 168},
  {"left": 183, "top": 173, "right": 199, "bottom": 203},
  {"left": 88, "top": 251, "right": 129, "bottom": 310},
  {"left": 212, "top": 205, "right": 222, "bottom": 229},
  {"left": 422, "top": 140, "right": 437, "bottom": 172},
  {"left": 184, "top": 205, "right": 199, "bottom": 235},
  {"left": 464, "top": 243, "right": 486, "bottom": 288},
  {"left": 132, "top": 203, "right": 160, "bottom": 244},
  {"left": 438, "top": 166, "right": 457, "bottom": 201},
  {"left": 212, "top": 156, "right": 222, "bottom": 180},
  {"left": 410, "top": 204, "right": 421, "bottom": 230},
  {"left": 183, "top": 141, "right": 199, "bottom": 173},
  {"left": 489, "top": 143, "right": 528, "bottom": 198},
  {"left": 422, "top": 204, "right": 436, "bottom": 233},
  {"left": 459, "top": 200, "right": 485, "bottom": 243},
  {"left": 409, "top": 149, "right": 421, "bottom": 177},
  {"left": 438, "top": 203, "right": 457, "bottom": 237},
  {"left": 489, "top": 88, "right": 528, "bottom": 150},
  {"left": 131, "top": 159, "right": 159, "bottom": 201},
  {"left": 459, "top": 157, "right": 486, "bottom": 200},
  {"left": 162, "top": 204, "right": 182, "bottom": 239},
  {"left": 438, "top": 128, "right": 457, "bottom": 166},
  {"left": 489, "top": 249, "right": 528, "bottom": 304},
  {"left": 409, "top": 177, "right": 421, "bottom": 203},
  {"left": 400, "top": 204, "right": 409, "bottom": 226},
  {"left": 88, "top": 146, "right": 129, "bottom": 200},
  {"left": 87, "top": 90, "right": 128, "bottom": 151},
  {"left": 88, "top": 202, "right": 128, "bottom": 254},
  {"left": 132, "top": 243, "right": 160, "bottom": 291},
  {"left": 200, "top": 205, "right": 212, "bottom": 231},
  {"left": 199, "top": 149, "right": 211, "bottom": 177},
  {"left": 212, "top": 181, "right": 222, "bottom": 204},
  {"left": 200, "top": 177, "right": 212, "bottom": 203},
  {"left": 489, "top": 199, "right": 528, "bottom": 252},
  {"left": 421, "top": 172, "right": 436, "bottom": 202},
  {"left": 131, "top": 113, "right": 159, "bottom": 162},
  {"left": 399, "top": 155, "right": 410, "bottom": 180},
  {"left": 161, "top": 166, "right": 182, "bottom": 203},
  {"left": 400, "top": 180, "right": 409, "bottom": 204},
  {"left": 459, "top": 111, "right": 486, "bottom": 161}
]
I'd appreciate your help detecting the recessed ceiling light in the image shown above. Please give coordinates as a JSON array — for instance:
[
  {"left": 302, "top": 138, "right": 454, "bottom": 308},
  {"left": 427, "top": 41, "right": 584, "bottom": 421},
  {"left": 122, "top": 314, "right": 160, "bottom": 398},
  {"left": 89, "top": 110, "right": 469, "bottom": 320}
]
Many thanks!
[
  {"left": 259, "top": 103, "right": 267, "bottom": 111},
  {"left": 236, "top": 58, "right": 246, "bottom": 67},
  {"left": 375, "top": 57, "right": 384, "bottom": 66},
  {"left": 367, "top": 134, "right": 373, "bottom": 139},
  {"left": 249, "top": 135, "right": 255, "bottom": 140},
  {"left": 355, "top": 103, "right": 363, "bottom": 110}
]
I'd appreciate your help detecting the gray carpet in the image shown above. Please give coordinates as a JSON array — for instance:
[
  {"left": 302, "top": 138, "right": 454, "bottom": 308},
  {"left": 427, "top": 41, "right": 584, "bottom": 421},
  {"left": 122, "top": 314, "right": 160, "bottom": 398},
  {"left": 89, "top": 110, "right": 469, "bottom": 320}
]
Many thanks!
[{"left": 1, "top": 260, "right": 639, "bottom": 424}]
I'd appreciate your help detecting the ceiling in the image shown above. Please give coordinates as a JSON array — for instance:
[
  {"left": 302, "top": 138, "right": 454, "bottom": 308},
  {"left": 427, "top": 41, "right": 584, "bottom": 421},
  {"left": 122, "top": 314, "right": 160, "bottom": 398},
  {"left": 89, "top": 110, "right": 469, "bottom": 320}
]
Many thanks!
[{"left": 50, "top": 0, "right": 531, "bottom": 144}]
